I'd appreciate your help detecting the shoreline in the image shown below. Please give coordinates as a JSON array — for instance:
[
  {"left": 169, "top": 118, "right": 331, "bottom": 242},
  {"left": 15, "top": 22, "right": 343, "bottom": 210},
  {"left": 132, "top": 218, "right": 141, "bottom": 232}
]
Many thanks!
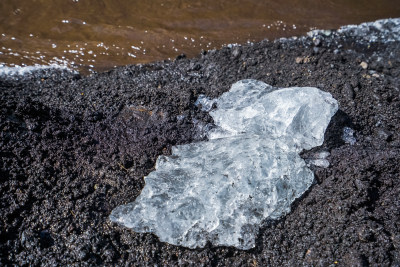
[{"left": 1, "top": 18, "right": 399, "bottom": 265}]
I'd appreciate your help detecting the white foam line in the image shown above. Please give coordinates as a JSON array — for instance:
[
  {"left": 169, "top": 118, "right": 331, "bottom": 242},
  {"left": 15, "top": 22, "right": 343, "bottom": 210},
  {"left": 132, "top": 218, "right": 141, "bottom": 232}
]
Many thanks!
[{"left": 0, "top": 64, "right": 76, "bottom": 76}]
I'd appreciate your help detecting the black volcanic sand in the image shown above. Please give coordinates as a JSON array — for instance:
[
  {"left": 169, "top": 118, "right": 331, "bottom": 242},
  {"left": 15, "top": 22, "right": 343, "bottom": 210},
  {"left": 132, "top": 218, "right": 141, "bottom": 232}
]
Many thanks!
[{"left": 1, "top": 23, "right": 400, "bottom": 266}]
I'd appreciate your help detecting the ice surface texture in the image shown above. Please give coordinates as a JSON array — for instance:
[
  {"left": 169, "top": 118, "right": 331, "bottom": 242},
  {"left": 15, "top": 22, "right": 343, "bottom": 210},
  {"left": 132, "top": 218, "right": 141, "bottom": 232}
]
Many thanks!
[{"left": 110, "top": 79, "right": 339, "bottom": 249}]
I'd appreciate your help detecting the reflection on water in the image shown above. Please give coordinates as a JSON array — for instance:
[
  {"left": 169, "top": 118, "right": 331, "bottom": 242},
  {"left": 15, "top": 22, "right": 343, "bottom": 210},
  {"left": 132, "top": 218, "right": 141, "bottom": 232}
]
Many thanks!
[{"left": 0, "top": 0, "right": 399, "bottom": 73}]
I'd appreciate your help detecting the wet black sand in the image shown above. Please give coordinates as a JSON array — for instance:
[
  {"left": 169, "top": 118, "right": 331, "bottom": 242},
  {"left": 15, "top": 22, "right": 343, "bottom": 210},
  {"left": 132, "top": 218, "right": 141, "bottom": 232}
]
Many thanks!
[{"left": 1, "top": 21, "right": 400, "bottom": 266}]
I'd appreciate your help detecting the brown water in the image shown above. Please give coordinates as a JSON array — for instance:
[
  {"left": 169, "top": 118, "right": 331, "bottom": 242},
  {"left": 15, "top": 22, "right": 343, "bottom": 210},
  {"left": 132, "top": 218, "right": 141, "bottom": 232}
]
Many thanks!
[{"left": 1, "top": 0, "right": 399, "bottom": 73}]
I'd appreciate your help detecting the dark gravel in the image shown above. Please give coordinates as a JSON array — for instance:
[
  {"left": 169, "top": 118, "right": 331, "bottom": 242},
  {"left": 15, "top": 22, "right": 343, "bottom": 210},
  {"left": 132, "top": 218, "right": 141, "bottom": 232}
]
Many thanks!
[{"left": 1, "top": 20, "right": 400, "bottom": 266}]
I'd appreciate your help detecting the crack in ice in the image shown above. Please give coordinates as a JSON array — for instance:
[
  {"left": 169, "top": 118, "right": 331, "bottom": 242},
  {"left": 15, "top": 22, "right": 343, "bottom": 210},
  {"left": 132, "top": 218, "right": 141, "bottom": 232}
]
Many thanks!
[{"left": 110, "top": 79, "right": 338, "bottom": 249}]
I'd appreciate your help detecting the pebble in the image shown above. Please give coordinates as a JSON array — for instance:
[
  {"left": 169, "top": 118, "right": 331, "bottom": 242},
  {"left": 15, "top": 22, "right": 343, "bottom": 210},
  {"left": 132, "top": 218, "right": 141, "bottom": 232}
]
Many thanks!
[
  {"left": 321, "top": 30, "right": 332, "bottom": 36},
  {"left": 360, "top": 62, "right": 368, "bottom": 69},
  {"left": 376, "top": 128, "right": 392, "bottom": 141},
  {"left": 295, "top": 56, "right": 311, "bottom": 64},
  {"left": 342, "top": 84, "right": 355, "bottom": 99},
  {"left": 313, "top": 38, "right": 322, "bottom": 46},
  {"left": 232, "top": 46, "right": 241, "bottom": 59},
  {"left": 78, "top": 249, "right": 89, "bottom": 260}
]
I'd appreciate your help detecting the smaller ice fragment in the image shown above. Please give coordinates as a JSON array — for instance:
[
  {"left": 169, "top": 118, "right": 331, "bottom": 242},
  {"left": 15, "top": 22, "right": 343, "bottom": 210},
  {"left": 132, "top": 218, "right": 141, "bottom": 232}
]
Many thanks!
[
  {"left": 317, "top": 151, "right": 330, "bottom": 159},
  {"left": 176, "top": 114, "right": 185, "bottom": 121},
  {"left": 309, "top": 159, "right": 330, "bottom": 168},
  {"left": 306, "top": 151, "right": 331, "bottom": 168},
  {"left": 342, "top": 127, "right": 356, "bottom": 145},
  {"left": 195, "top": 94, "right": 217, "bottom": 112}
]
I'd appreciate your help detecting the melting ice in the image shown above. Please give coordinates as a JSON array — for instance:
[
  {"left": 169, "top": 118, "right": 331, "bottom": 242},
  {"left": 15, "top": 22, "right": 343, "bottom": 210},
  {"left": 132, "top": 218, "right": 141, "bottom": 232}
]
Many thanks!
[{"left": 110, "top": 79, "right": 338, "bottom": 249}]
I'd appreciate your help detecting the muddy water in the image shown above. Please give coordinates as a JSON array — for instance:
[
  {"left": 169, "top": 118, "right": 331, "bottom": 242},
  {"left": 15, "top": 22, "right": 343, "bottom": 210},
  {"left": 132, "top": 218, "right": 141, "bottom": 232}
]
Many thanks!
[{"left": 0, "top": 0, "right": 399, "bottom": 73}]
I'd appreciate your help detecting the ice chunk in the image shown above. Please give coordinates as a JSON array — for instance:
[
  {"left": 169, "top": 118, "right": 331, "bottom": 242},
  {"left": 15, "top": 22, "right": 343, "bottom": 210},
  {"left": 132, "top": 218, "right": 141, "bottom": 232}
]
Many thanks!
[
  {"left": 195, "top": 94, "right": 217, "bottom": 112},
  {"left": 306, "top": 151, "right": 331, "bottom": 168},
  {"left": 309, "top": 159, "right": 330, "bottom": 168},
  {"left": 342, "top": 127, "right": 356, "bottom": 145},
  {"left": 110, "top": 79, "right": 338, "bottom": 249},
  {"left": 208, "top": 80, "right": 338, "bottom": 150}
]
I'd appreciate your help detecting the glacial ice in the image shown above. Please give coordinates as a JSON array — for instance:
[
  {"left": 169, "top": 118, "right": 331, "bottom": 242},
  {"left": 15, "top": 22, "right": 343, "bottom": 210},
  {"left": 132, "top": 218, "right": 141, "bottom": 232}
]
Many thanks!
[
  {"left": 342, "top": 127, "right": 356, "bottom": 145},
  {"left": 306, "top": 151, "right": 331, "bottom": 168},
  {"left": 110, "top": 79, "right": 338, "bottom": 249},
  {"left": 195, "top": 94, "right": 217, "bottom": 112}
]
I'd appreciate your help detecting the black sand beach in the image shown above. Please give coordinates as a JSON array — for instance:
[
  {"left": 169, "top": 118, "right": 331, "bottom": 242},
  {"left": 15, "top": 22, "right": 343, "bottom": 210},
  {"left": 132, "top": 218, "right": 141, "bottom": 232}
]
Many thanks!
[{"left": 1, "top": 20, "right": 400, "bottom": 266}]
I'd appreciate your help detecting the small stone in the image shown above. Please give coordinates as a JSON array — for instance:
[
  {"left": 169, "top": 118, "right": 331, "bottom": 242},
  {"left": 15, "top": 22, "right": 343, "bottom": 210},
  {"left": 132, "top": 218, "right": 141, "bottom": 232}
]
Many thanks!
[
  {"left": 376, "top": 128, "right": 392, "bottom": 141},
  {"left": 392, "top": 234, "right": 400, "bottom": 249},
  {"left": 358, "top": 226, "right": 374, "bottom": 242},
  {"left": 313, "top": 38, "right": 321, "bottom": 46},
  {"left": 20, "top": 230, "right": 36, "bottom": 249},
  {"left": 188, "top": 62, "right": 201, "bottom": 71},
  {"left": 103, "top": 249, "right": 116, "bottom": 262},
  {"left": 232, "top": 47, "right": 241, "bottom": 59},
  {"left": 295, "top": 56, "right": 311, "bottom": 64},
  {"left": 303, "top": 56, "right": 311, "bottom": 63},
  {"left": 350, "top": 77, "right": 360, "bottom": 88},
  {"left": 342, "top": 84, "right": 355, "bottom": 99},
  {"left": 354, "top": 179, "right": 366, "bottom": 191},
  {"left": 175, "top": 54, "right": 186, "bottom": 60},
  {"left": 78, "top": 249, "right": 89, "bottom": 261},
  {"left": 321, "top": 30, "right": 332, "bottom": 36},
  {"left": 343, "top": 249, "right": 368, "bottom": 266},
  {"left": 360, "top": 62, "right": 368, "bottom": 69}
]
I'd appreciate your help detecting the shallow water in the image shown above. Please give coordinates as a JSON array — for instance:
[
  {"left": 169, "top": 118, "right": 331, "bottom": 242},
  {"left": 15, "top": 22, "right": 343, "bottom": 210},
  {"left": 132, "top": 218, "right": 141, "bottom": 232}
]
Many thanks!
[{"left": 0, "top": 0, "right": 399, "bottom": 73}]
